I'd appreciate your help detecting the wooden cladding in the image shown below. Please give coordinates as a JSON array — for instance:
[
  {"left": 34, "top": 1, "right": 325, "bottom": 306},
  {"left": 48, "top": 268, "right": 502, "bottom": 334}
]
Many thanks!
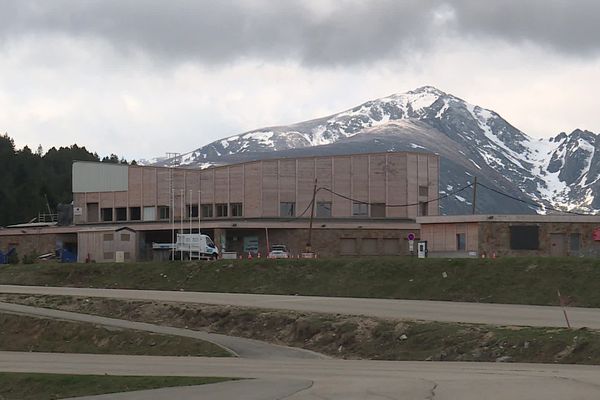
[{"left": 75, "top": 152, "right": 439, "bottom": 221}]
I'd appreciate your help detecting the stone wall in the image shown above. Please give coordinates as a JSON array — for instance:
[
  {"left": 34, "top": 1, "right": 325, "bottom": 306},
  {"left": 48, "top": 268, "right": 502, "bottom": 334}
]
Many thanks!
[
  {"left": 478, "top": 221, "right": 600, "bottom": 257},
  {"left": 0, "top": 233, "right": 76, "bottom": 260},
  {"left": 220, "top": 228, "right": 417, "bottom": 257}
]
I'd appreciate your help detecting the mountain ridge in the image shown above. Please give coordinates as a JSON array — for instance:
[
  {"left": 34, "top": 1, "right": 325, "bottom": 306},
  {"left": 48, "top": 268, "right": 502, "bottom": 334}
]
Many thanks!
[{"left": 151, "top": 87, "right": 599, "bottom": 215}]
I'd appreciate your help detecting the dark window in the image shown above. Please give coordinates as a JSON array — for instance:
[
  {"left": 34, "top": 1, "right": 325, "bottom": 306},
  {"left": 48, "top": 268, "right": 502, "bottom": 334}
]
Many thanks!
[
  {"left": 419, "top": 202, "right": 428, "bottom": 216},
  {"left": 201, "top": 204, "right": 213, "bottom": 218},
  {"left": 456, "top": 233, "right": 466, "bottom": 251},
  {"left": 129, "top": 207, "right": 141, "bottom": 221},
  {"left": 216, "top": 203, "right": 228, "bottom": 217},
  {"left": 510, "top": 225, "right": 539, "bottom": 250},
  {"left": 316, "top": 202, "right": 332, "bottom": 218},
  {"left": 120, "top": 233, "right": 130, "bottom": 242},
  {"left": 103, "top": 251, "right": 114, "bottom": 260},
  {"left": 230, "top": 203, "right": 243, "bottom": 217},
  {"left": 124, "top": 252, "right": 131, "bottom": 260},
  {"left": 352, "top": 202, "right": 368, "bottom": 216},
  {"left": 103, "top": 233, "right": 114, "bottom": 241},
  {"left": 371, "top": 203, "right": 386, "bottom": 218},
  {"left": 186, "top": 204, "right": 198, "bottom": 218},
  {"left": 115, "top": 207, "right": 127, "bottom": 221},
  {"left": 101, "top": 208, "right": 113, "bottom": 222},
  {"left": 570, "top": 233, "right": 581, "bottom": 252},
  {"left": 419, "top": 185, "right": 429, "bottom": 197},
  {"left": 280, "top": 202, "right": 295, "bottom": 217},
  {"left": 158, "top": 206, "right": 170, "bottom": 220}
]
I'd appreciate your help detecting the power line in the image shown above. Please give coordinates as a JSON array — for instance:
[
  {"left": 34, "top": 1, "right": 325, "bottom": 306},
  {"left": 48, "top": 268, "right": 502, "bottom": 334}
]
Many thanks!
[
  {"left": 475, "top": 181, "right": 589, "bottom": 216},
  {"left": 318, "top": 183, "right": 474, "bottom": 208}
]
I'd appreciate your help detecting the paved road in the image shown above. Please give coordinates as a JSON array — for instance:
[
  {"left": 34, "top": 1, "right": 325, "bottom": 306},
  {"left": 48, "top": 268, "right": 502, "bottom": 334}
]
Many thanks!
[
  {"left": 2, "top": 284, "right": 599, "bottom": 328},
  {"left": 0, "top": 301, "right": 325, "bottom": 360},
  {"left": 63, "top": 379, "right": 313, "bottom": 400},
  {"left": 2, "top": 351, "right": 600, "bottom": 399}
]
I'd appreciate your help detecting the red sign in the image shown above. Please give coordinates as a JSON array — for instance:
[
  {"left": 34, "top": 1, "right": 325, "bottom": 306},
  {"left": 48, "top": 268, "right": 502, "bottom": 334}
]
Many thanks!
[{"left": 593, "top": 228, "right": 600, "bottom": 241}]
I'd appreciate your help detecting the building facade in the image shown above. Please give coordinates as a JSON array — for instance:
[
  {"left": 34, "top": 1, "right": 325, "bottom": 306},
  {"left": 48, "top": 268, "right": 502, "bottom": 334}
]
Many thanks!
[{"left": 417, "top": 214, "right": 600, "bottom": 257}]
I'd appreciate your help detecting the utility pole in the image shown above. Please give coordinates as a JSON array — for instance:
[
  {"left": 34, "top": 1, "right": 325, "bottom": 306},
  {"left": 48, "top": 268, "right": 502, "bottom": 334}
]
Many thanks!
[
  {"left": 472, "top": 176, "right": 478, "bottom": 215},
  {"left": 306, "top": 178, "right": 318, "bottom": 253}
]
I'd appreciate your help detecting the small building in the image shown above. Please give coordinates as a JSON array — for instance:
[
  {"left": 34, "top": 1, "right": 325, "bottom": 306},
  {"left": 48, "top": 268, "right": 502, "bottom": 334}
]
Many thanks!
[
  {"left": 417, "top": 214, "right": 600, "bottom": 257},
  {"left": 77, "top": 227, "right": 137, "bottom": 263}
]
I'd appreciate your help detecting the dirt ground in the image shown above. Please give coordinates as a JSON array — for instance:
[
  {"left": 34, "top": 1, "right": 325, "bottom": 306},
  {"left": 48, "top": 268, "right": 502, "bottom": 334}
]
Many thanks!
[{"left": 2, "top": 294, "right": 599, "bottom": 365}]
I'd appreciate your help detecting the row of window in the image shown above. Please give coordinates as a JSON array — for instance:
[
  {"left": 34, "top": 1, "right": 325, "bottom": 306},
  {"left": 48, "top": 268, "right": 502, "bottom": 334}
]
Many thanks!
[
  {"left": 93, "top": 203, "right": 244, "bottom": 222},
  {"left": 91, "top": 200, "right": 428, "bottom": 222}
]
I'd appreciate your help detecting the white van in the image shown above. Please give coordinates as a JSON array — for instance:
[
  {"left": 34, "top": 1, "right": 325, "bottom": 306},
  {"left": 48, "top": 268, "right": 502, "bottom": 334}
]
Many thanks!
[{"left": 175, "top": 234, "right": 219, "bottom": 260}]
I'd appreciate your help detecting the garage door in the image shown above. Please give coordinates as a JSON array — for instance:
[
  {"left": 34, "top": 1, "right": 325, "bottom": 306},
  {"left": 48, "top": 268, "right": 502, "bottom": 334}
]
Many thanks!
[
  {"left": 340, "top": 238, "right": 357, "bottom": 255},
  {"left": 361, "top": 238, "right": 378, "bottom": 255}
]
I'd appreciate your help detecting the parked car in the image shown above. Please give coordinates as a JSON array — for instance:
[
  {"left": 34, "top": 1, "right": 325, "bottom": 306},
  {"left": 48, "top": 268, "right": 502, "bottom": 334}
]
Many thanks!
[{"left": 268, "top": 244, "right": 290, "bottom": 259}]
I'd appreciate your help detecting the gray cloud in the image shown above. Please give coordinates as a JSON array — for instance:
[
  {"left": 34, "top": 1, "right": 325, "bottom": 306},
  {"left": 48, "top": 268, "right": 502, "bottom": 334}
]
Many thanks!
[{"left": 1, "top": 0, "right": 599, "bottom": 66}]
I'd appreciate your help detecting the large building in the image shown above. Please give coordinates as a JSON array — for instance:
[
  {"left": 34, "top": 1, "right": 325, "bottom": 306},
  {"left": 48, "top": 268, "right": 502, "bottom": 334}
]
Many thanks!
[{"left": 0, "top": 151, "right": 440, "bottom": 262}]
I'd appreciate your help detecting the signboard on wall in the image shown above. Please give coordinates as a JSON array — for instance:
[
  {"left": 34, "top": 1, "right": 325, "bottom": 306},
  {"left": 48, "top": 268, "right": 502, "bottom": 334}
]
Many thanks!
[
  {"left": 593, "top": 228, "right": 600, "bottom": 241},
  {"left": 243, "top": 236, "right": 259, "bottom": 253}
]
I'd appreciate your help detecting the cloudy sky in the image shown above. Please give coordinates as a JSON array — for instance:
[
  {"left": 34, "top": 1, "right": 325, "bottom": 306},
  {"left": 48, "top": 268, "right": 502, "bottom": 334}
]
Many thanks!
[{"left": 1, "top": 0, "right": 599, "bottom": 161}]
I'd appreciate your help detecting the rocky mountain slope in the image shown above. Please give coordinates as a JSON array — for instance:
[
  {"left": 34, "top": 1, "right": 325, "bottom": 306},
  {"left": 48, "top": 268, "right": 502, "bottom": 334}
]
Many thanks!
[{"left": 154, "top": 87, "right": 599, "bottom": 214}]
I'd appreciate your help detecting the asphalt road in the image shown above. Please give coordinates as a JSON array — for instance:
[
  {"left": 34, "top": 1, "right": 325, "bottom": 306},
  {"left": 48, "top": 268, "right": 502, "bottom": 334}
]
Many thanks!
[
  {"left": 2, "top": 284, "right": 599, "bottom": 328},
  {"left": 0, "top": 301, "right": 325, "bottom": 360},
  {"left": 2, "top": 351, "right": 600, "bottom": 399},
  {"left": 3, "top": 284, "right": 600, "bottom": 398},
  {"left": 62, "top": 379, "right": 313, "bottom": 400}
]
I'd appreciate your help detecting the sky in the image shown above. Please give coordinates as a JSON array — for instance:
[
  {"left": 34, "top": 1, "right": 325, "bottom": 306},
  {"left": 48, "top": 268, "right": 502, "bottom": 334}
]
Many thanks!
[{"left": 1, "top": 0, "right": 599, "bottom": 161}]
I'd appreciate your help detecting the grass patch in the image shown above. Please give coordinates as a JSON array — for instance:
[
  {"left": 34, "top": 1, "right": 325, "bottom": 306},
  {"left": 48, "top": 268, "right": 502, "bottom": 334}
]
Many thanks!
[
  {"left": 0, "top": 312, "right": 230, "bottom": 357},
  {"left": 1, "top": 256, "right": 600, "bottom": 306},
  {"left": 5, "top": 295, "right": 600, "bottom": 365},
  {"left": 0, "top": 372, "right": 233, "bottom": 400}
]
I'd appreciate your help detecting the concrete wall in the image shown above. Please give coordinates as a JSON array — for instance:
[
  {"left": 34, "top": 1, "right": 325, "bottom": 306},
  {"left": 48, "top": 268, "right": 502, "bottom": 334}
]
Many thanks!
[{"left": 73, "top": 152, "right": 440, "bottom": 224}]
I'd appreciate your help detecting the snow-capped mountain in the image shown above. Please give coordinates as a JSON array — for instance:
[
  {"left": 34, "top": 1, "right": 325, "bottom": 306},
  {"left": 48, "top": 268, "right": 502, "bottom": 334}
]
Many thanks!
[{"left": 155, "top": 86, "right": 599, "bottom": 214}]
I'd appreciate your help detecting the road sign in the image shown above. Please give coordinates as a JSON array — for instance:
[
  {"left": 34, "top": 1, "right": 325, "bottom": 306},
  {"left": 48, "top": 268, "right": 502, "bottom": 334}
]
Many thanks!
[
  {"left": 408, "top": 240, "right": 414, "bottom": 252},
  {"left": 407, "top": 233, "right": 415, "bottom": 241}
]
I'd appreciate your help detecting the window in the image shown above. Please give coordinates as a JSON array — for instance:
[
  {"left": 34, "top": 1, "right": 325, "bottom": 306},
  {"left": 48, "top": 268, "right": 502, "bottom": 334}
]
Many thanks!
[
  {"left": 129, "top": 207, "right": 141, "bottom": 221},
  {"left": 186, "top": 204, "right": 198, "bottom": 218},
  {"left": 510, "top": 225, "right": 539, "bottom": 250},
  {"left": 124, "top": 252, "right": 131, "bottom": 260},
  {"left": 87, "top": 202, "right": 99, "bottom": 223},
  {"left": 216, "top": 203, "right": 228, "bottom": 217},
  {"left": 103, "top": 233, "right": 114, "bottom": 241},
  {"left": 419, "top": 185, "right": 429, "bottom": 197},
  {"left": 419, "top": 202, "right": 428, "bottom": 216},
  {"left": 456, "top": 233, "right": 466, "bottom": 251},
  {"left": 103, "top": 251, "right": 114, "bottom": 260},
  {"left": 352, "top": 202, "right": 368, "bottom": 216},
  {"left": 101, "top": 208, "right": 113, "bottom": 222},
  {"left": 280, "top": 202, "right": 295, "bottom": 217},
  {"left": 371, "top": 203, "right": 386, "bottom": 218},
  {"left": 115, "top": 207, "right": 127, "bottom": 221},
  {"left": 316, "top": 202, "right": 332, "bottom": 218},
  {"left": 230, "top": 203, "right": 243, "bottom": 217},
  {"left": 201, "top": 204, "right": 213, "bottom": 218},
  {"left": 120, "top": 233, "right": 130, "bottom": 242},
  {"left": 143, "top": 206, "right": 156, "bottom": 221},
  {"left": 158, "top": 206, "right": 170, "bottom": 220}
]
